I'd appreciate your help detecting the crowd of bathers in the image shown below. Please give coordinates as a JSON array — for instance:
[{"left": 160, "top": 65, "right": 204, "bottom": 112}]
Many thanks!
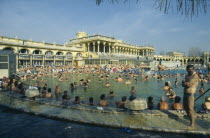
[{"left": 0, "top": 64, "right": 210, "bottom": 113}]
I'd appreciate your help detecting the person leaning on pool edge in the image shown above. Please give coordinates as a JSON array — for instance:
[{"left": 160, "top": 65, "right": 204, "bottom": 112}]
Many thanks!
[{"left": 182, "top": 65, "right": 199, "bottom": 127}]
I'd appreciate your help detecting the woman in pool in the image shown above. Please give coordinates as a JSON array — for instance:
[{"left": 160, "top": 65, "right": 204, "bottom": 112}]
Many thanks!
[{"left": 167, "top": 88, "right": 176, "bottom": 99}]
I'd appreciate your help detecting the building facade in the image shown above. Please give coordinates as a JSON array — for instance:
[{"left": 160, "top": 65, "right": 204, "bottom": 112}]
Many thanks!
[
  {"left": 154, "top": 51, "right": 210, "bottom": 67},
  {"left": 0, "top": 32, "right": 155, "bottom": 70}
]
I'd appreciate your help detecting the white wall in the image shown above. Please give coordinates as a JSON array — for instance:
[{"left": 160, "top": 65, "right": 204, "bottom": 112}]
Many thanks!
[{"left": 0, "top": 69, "right": 8, "bottom": 78}]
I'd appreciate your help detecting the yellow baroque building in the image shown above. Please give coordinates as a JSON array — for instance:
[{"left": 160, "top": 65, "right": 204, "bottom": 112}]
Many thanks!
[{"left": 0, "top": 32, "right": 155, "bottom": 69}]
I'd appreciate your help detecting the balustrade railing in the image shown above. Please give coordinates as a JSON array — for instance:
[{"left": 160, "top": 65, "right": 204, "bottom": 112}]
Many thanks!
[
  {"left": 19, "top": 54, "right": 30, "bottom": 59},
  {"left": 45, "top": 55, "right": 54, "bottom": 59},
  {"left": 33, "top": 55, "right": 43, "bottom": 59}
]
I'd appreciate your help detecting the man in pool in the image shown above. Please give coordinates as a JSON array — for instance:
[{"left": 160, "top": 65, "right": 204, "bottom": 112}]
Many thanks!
[{"left": 182, "top": 65, "right": 199, "bottom": 127}]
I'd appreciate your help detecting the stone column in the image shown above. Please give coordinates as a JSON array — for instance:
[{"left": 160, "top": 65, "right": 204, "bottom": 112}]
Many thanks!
[
  {"left": 97, "top": 41, "right": 100, "bottom": 53},
  {"left": 71, "top": 52, "right": 76, "bottom": 66},
  {"left": 109, "top": 43, "right": 111, "bottom": 54},
  {"left": 93, "top": 42, "right": 95, "bottom": 53},
  {"left": 87, "top": 43, "right": 90, "bottom": 52},
  {"left": 53, "top": 55, "right": 56, "bottom": 65},
  {"left": 30, "top": 54, "right": 32, "bottom": 66},
  {"left": 16, "top": 54, "right": 19, "bottom": 71},
  {"left": 63, "top": 55, "right": 66, "bottom": 66},
  {"left": 42, "top": 55, "right": 45, "bottom": 66},
  {"left": 103, "top": 42, "right": 106, "bottom": 53}
]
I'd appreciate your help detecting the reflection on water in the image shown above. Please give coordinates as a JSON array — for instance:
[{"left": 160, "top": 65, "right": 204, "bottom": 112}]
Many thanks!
[{"left": 25, "top": 69, "right": 210, "bottom": 110}]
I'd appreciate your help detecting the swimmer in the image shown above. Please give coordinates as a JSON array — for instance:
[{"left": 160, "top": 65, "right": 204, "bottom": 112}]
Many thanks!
[
  {"left": 73, "top": 82, "right": 77, "bottom": 89},
  {"left": 46, "top": 88, "right": 52, "bottom": 98},
  {"left": 89, "top": 97, "right": 94, "bottom": 106},
  {"left": 62, "top": 91, "right": 70, "bottom": 105},
  {"left": 147, "top": 96, "right": 154, "bottom": 110},
  {"left": 125, "top": 78, "right": 131, "bottom": 85},
  {"left": 109, "top": 91, "right": 114, "bottom": 98},
  {"left": 116, "top": 96, "right": 127, "bottom": 108},
  {"left": 83, "top": 82, "right": 88, "bottom": 88},
  {"left": 105, "top": 81, "right": 110, "bottom": 87},
  {"left": 157, "top": 97, "right": 169, "bottom": 111},
  {"left": 118, "top": 76, "right": 123, "bottom": 82},
  {"left": 130, "top": 86, "right": 136, "bottom": 95},
  {"left": 55, "top": 84, "right": 62, "bottom": 94},
  {"left": 73, "top": 96, "right": 81, "bottom": 104},
  {"left": 144, "top": 75, "right": 149, "bottom": 81},
  {"left": 99, "top": 94, "right": 108, "bottom": 107},
  {"left": 79, "top": 79, "right": 84, "bottom": 85},
  {"left": 199, "top": 87, "right": 204, "bottom": 95},
  {"left": 171, "top": 96, "right": 183, "bottom": 111},
  {"left": 167, "top": 88, "right": 176, "bottom": 99},
  {"left": 163, "top": 82, "right": 170, "bottom": 91},
  {"left": 175, "top": 78, "right": 178, "bottom": 86}
]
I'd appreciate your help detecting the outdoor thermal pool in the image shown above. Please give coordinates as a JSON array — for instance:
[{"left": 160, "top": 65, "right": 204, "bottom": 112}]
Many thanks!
[{"left": 24, "top": 69, "right": 210, "bottom": 111}]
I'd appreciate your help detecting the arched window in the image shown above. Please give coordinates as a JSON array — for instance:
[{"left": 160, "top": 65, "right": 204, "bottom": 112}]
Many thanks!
[
  {"left": 66, "top": 52, "right": 72, "bottom": 57},
  {"left": 56, "top": 52, "right": 63, "bottom": 55},
  {"left": 19, "top": 49, "right": 29, "bottom": 54},
  {"left": 76, "top": 53, "right": 82, "bottom": 57},
  {"left": 45, "top": 51, "right": 53, "bottom": 55},
  {"left": 3, "top": 47, "right": 14, "bottom": 51},
  {"left": 33, "top": 50, "right": 42, "bottom": 54}
]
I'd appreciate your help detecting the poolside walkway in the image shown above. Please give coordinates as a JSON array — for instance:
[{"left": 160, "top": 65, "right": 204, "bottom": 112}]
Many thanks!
[{"left": 0, "top": 92, "right": 210, "bottom": 135}]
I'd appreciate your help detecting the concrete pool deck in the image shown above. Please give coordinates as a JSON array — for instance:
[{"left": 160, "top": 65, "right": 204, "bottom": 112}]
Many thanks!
[{"left": 0, "top": 91, "right": 210, "bottom": 135}]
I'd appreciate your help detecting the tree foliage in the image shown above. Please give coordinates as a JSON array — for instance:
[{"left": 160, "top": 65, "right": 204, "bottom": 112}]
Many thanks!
[
  {"left": 188, "top": 47, "right": 202, "bottom": 57},
  {"left": 159, "top": 50, "right": 165, "bottom": 55},
  {"left": 96, "top": 0, "right": 208, "bottom": 18}
]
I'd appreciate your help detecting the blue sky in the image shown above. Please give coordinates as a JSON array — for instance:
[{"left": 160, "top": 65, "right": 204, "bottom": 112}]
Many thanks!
[{"left": 0, "top": 0, "right": 209, "bottom": 55}]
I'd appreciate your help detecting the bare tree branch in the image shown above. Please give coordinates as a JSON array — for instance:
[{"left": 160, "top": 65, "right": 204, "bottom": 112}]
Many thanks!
[{"left": 96, "top": 0, "right": 208, "bottom": 18}]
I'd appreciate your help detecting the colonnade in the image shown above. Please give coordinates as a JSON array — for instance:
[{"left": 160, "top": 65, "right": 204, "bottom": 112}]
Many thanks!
[{"left": 84, "top": 41, "right": 154, "bottom": 57}]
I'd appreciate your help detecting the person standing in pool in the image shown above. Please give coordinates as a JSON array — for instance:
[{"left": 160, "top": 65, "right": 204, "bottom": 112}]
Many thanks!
[{"left": 182, "top": 65, "right": 199, "bottom": 127}]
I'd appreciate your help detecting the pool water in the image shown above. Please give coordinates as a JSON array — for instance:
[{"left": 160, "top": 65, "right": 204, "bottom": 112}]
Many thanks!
[
  {"left": 1, "top": 106, "right": 204, "bottom": 138},
  {"left": 25, "top": 69, "right": 210, "bottom": 110}
]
